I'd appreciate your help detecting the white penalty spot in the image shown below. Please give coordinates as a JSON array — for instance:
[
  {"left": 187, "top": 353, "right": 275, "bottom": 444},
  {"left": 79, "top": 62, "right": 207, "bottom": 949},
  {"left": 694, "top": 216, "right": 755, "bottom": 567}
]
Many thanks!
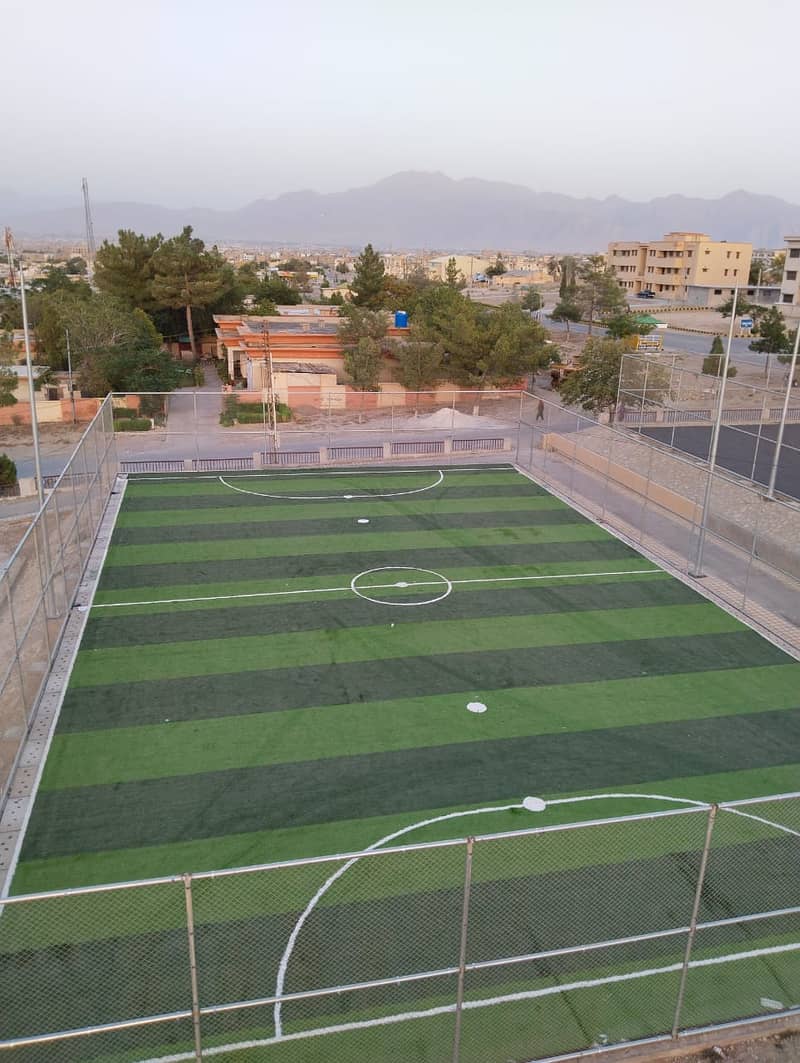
[
  {"left": 357, "top": 518, "right": 370, "bottom": 524},
  {"left": 467, "top": 701, "right": 487, "bottom": 714}
]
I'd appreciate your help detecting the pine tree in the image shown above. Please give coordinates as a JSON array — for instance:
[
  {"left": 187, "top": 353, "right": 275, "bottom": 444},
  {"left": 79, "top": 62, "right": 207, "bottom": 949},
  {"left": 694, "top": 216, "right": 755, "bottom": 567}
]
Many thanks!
[
  {"left": 150, "top": 227, "right": 229, "bottom": 358},
  {"left": 445, "top": 257, "right": 463, "bottom": 289},
  {"left": 351, "top": 244, "right": 387, "bottom": 308}
]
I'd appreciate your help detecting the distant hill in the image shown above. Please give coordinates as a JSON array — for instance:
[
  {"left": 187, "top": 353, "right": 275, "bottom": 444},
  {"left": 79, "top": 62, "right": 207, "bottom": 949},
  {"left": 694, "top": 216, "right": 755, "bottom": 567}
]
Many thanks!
[{"left": 6, "top": 172, "right": 800, "bottom": 251}]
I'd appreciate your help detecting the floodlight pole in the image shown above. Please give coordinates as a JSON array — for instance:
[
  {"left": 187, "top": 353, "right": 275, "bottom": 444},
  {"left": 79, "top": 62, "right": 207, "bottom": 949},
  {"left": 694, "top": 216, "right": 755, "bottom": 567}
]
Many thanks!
[
  {"left": 691, "top": 287, "right": 738, "bottom": 577},
  {"left": 765, "top": 321, "right": 800, "bottom": 500},
  {"left": 18, "top": 259, "right": 45, "bottom": 508}
]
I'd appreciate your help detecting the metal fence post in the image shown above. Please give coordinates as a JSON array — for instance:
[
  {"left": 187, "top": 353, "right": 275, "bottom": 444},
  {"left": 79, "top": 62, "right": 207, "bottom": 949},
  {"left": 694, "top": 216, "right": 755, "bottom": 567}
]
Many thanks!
[
  {"left": 671, "top": 804, "right": 717, "bottom": 1039},
  {"left": 452, "top": 836, "right": 475, "bottom": 1063},
  {"left": 183, "top": 873, "right": 204, "bottom": 1061}
]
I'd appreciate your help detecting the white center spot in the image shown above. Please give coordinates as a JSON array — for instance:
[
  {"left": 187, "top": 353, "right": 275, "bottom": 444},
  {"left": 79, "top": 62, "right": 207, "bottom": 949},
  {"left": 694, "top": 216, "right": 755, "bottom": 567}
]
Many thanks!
[
  {"left": 467, "top": 701, "right": 487, "bottom": 714},
  {"left": 396, "top": 581, "right": 409, "bottom": 588},
  {"left": 343, "top": 494, "right": 354, "bottom": 499},
  {"left": 357, "top": 518, "right": 370, "bottom": 524}
]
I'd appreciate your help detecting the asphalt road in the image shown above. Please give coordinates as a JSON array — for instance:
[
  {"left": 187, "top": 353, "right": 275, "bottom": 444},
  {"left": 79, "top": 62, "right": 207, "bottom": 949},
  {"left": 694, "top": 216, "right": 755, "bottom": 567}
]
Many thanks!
[{"left": 641, "top": 422, "right": 800, "bottom": 501}]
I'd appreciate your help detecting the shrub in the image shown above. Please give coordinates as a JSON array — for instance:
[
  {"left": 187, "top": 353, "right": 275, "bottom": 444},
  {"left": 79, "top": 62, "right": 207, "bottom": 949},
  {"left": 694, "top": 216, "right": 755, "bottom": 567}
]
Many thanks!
[
  {"left": 0, "top": 453, "right": 17, "bottom": 487},
  {"left": 702, "top": 354, "right": 737, "bottom": 378},
  {"left": 112, "top": 406, "right": 139, "bottom": 419},
  {"left": 114, "top": 417, "right": 152, "bottom": 432}
]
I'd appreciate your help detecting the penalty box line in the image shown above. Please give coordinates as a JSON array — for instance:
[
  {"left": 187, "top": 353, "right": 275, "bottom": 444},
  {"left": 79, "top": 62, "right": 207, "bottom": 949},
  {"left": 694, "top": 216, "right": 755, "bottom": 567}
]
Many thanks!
[{"left": 91, "top": 568, "right": 662, "bottom": 610}]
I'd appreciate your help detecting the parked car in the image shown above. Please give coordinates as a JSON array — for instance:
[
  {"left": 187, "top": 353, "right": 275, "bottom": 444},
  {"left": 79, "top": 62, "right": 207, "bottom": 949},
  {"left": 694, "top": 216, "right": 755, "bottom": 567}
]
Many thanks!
[{"left": 636, "top": 290, "right": 656, "bottom": 299}]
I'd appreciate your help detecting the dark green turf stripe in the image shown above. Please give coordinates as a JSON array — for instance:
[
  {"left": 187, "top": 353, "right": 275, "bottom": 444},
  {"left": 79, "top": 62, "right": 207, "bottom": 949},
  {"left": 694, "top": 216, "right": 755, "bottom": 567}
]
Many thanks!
[
  {"left": 69, "top": 604, "right": 739, "bottom": 686},
  {"left": 111, "top": 506, "right": 589, "bottom": 547},
  {"left": 97, "top": 539, "right": 640, "bottom": 590},
  {"left": 120, "top": 481, "right": 549, "bottom": 511},
  {"left": 20, "top": 707, "right": 800, "bottom": 859},
  {"left": 56, "top": 630, "right": 787, "bottom": 734},
  {"left": 81, "top": 578, "right": 699, "bottom": 650},
  {"left": 5, "top": 835, "right": 798, "bottom": 1040}
]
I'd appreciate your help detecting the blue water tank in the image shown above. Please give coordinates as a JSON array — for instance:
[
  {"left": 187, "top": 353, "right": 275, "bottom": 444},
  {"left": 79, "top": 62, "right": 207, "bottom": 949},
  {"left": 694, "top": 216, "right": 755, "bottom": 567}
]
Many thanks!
[{"left": 394, "top": 310, "right": 409, "bottom": 328}]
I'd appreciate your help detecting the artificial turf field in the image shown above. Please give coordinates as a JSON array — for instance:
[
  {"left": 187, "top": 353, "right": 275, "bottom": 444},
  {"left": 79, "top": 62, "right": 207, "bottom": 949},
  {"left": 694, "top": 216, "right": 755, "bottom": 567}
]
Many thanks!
[{"left": 3, "top": 463, "right": 800, "bottom": 1063}]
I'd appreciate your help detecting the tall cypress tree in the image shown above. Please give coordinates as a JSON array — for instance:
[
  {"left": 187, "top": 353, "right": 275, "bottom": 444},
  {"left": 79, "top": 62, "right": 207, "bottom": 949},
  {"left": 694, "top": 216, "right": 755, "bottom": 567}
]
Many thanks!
[{"left": 351, "top": 244, "right": 387, "bottom": 308}]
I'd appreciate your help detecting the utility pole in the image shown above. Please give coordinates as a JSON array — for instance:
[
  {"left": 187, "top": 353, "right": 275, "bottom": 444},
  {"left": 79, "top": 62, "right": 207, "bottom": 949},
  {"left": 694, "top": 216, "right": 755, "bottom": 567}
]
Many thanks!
[
  {"left": 82, "top": 177, "right": 97, "bottom": 276},
  {"left": 17, "top": 254, "right": 46, "bottom": 507},
  {"left": 4, "top": 227, "right": 16, "bottom": 288},
  {"left": 65, "top": 328, "right": 77, "bottom": 424},
  {"left": 766, "top": 322, "right": 800, "bottom": 499},
  {"left": 262, "top": 324, "right": 279, "bottom": 452},
  {"left": 691, "top": 287, "right": 738, "bottom": 577}
]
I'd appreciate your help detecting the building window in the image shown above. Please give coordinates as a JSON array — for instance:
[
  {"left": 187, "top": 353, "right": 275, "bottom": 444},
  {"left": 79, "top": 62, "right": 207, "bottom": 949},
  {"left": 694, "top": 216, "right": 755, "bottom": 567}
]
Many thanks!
[
  {"left": 714, "top": 289, "right": 722, "bottom": 295},
  {"left": 726, "top": 251, "right": 731, "bottom": 259},
  {"left": 733, "top": 269, "right": 738, "bottom": 276},
  {"left": 783, "top": 294, "right": 794, "bottom": 303},
  {"left": 686, "top": 250, "right": 693, "bottom": 257},
  {"left": 736, "top": 251, "right": 740, "bottom": 259},
  {"left": 705, "top": 249, "right": 711, "bottom": 255},
  {"left": 787, "top": 271, "right": 798, "bottom": 280},
  {"left": 789, "top": 248, "right": 800, "bottom": 258}
]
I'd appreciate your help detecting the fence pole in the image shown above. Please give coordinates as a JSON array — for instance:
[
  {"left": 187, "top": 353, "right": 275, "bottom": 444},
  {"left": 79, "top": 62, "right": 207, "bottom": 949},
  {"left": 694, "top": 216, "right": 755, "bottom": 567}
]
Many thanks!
[
  {"left": 671, "top": 804, "right": 717, "bottom": 1039},
  {"left": 452, "top": 837, "right": 475, "bottom": 1063},
  {"left": 183, "top": 873, "right": 204, "bottom": 1062}
]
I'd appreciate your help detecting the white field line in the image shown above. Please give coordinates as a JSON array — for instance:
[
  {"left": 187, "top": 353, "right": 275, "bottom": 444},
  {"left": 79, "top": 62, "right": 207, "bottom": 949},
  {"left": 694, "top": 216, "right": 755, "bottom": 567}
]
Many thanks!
[
  {"left": 128, "top": 466, "right": 514, "bottom": 482},
  {"left": 91, "top": 568, "right": 662, "bottom": 610},
  {"left": 218, "top": 469, "right": 444, "bottom": 500},
  {"left": 136, "top": 941, "right": 800, "bottom": 1063}
]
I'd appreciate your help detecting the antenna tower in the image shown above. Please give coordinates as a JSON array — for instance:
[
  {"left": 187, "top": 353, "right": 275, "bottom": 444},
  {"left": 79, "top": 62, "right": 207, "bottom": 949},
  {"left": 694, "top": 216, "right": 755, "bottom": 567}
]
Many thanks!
[
  {"left": 3, "top": 227, "right": 16, "bottom": 288},
  {"left": 82, "top": 177, "right": 97, "bottom": 267}
]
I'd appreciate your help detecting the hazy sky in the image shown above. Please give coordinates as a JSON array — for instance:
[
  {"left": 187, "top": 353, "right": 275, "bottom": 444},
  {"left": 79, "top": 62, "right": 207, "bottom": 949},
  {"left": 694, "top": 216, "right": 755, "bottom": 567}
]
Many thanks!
[{"left": 5, "top": 0, "right": 799, "bottom": 208}]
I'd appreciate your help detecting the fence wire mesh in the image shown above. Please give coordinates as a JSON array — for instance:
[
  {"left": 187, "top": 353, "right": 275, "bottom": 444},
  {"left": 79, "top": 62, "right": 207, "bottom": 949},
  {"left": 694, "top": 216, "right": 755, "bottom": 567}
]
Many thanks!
[
  {"left": 0, "top": 797, "right": 797, "bottom": 1062},
  {"left": 0, "top": 397, "right": 117, "bottom": 806}
]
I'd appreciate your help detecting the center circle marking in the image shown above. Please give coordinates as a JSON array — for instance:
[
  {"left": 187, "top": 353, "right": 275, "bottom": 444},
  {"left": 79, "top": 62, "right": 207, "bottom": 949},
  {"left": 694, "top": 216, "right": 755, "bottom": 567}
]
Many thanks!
[{"left": 350, "top": 566, "right": 453, "bottom": 607}]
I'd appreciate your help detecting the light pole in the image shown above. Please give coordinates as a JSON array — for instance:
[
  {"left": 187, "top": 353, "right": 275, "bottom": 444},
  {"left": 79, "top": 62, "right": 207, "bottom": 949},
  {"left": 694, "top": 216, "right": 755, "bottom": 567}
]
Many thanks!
[
  {"left": 765, "top": 321, "right": 800, "bottom": 499},
  {"left": 65, "top": 328, "right": 77, "bottom": 424},
  {"left": 18, "top": 259, "right": 45, "bottom": 508},
  {"left": 691, "top": 287, "right": 738, "bottom": 577}
]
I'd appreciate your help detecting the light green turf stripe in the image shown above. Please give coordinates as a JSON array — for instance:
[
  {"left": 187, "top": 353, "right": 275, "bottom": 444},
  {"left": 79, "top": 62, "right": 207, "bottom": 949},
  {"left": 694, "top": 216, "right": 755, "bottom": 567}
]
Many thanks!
[
  {"left": 42, "top": 665, "right": 800, "bottom": 789},
  {"left": 124, "top": 469, "right": 524, "bottom": 498},
  {"left": 116, "top": 493, "right": 569, "bottom": 528},
  {"left": 70, "top": 603, "right": 740, "bottom": 686},
  {"left": 104, "top": 523, "right": 609, "bottom": 567},
  {"left": 92, "top": 567, "right": 669, "bottom": 616},
  {"left": 13, "top": 761, "right": 800, "bottom": 896}
]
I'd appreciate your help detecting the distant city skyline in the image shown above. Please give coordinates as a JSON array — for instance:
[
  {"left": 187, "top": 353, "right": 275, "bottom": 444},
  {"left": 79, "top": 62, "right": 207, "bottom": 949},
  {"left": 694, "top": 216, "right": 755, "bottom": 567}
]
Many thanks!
[{"left": 4, "top": 0, "right": 799, "bottom": 210}]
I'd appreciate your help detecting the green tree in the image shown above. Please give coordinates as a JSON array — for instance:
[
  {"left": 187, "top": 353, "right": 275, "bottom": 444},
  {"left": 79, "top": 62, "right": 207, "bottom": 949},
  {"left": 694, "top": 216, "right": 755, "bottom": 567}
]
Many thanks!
[
  {"left": 260, "top": 276, "right": 302, "bottom": 306},
  {"left": 485, "top": 255, "right": 506, "bottom": 278},
  {"left": 337, "top": 304, "right": 389, "bottom": 348},
  {"left": 150, "top": 226, "right": 229, "bottom": 358},
  {"left": 351, "top": 244, "right": 387, "bottom": 308},
  {"left": 393, "top": 334, "right": 444, "bottom": 397},
  {"left": 749, "top": 306, "right": 792, "bottom": 380},
  {"left": 65, "top": 256, "right": 88, "bottom": 276},
  {"left": 31, "top": 267, "right": 89, "bottom": 296},
  {"left": 445, "top": 257, "right": 465, "bottom": 289},
  {"left": 94, "top": 230, "right": 164, "bottom": 312},
  {"left": 335, "top": 261, "right": 350, "bottom": 274},
  {"left": 0, "top": 369, "right": 17, "bottom": 407},
  {"left": 717, "top": 293, "right": 760, "bottom": 320},
  {"left": 702, "top": 353, "right": 737, "bottom": 378},
  {"left": 0, "top": 330, "right": 16, "bottom": 365},
  {"left": 0, "top": 295, "right": 22, "bottom": 331},
  {"left": 575, "top": 258, "right": 626, "bottom": 336},
  {"left": 344, "top": 337, "right": 382, "bottom": 392},
  {"left": 34, "top": 291, "right": 161, "bottom": 371},
  {"left": 559, "top": 257, "right": 576, "bottom": 298},
  {"left": 0, "top": 453, "right": 17, "bottom": 485},
  {"left": 79, "top": 347, "right": 185, "bottom": 397},
  {"left": 550, "top": 299, "right": 582, "bottom": 334},
  {"left": 559, "top": 338, "right": 670, "bottom": 417},
  {"left": 604, "top": 312, "right": 651, "bottom": 340},
  {"left": 710, "top": 335, "right": 724, "bottom": 355},
  {"left": 521, "top": 287, "right": 543, "bottom": 312}
]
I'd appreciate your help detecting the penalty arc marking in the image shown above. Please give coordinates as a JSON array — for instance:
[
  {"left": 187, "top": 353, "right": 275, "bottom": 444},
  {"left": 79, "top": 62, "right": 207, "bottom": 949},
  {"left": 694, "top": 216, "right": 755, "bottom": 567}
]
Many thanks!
[{"left": 218, "top": 469, "right": 444, "bottom": 501}]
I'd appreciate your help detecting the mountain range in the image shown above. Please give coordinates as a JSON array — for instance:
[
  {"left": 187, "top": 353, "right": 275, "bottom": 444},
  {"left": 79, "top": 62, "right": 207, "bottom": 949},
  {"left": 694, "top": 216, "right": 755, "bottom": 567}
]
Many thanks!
[{"left": 5, "top": 172, "right": 800, "bottom": 252}]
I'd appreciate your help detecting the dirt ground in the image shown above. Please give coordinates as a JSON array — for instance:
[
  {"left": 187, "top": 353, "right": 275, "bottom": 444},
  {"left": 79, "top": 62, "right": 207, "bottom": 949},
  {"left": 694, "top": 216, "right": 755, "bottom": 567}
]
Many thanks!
[
  {"left": 0, "top": 423, "right": 85, "bottom": 448},
  {"left": 662, "top": 1029, "right": 800, "bottom": 1062},
  {"left": 0, "top": 515, "right": 32, "bottom": 566}
]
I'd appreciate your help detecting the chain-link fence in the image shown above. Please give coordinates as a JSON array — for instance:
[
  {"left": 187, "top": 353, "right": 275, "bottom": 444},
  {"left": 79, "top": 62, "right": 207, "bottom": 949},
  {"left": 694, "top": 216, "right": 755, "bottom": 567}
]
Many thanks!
[
  {"left": 517, "top": 390, "right": 800, "bottom": 655},
  {"left": 109, "top": 389, "right": 524, "bottom": 472},
  {"left": 0, "top": 396, "right": 117, "bottom": 806},
  {"left": 1, "top": 794, "right": 798, "bottom": 1062},
  {"left": 616, "top": 352, "right": 800, "bottom": 498}
]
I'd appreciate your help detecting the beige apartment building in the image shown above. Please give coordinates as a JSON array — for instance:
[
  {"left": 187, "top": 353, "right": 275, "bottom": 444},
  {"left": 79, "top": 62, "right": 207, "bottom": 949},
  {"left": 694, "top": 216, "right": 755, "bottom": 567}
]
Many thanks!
[
  {"left": 779, "top": 236, "right": 800, "bottom": 318},
  {"left": 607, "top": 232, "right": 752, "bottom": 301}
]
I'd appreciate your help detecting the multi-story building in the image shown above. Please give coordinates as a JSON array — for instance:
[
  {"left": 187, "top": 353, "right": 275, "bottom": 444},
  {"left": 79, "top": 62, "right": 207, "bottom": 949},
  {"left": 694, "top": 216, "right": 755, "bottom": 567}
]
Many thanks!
[
  {"left": 607, "top": 232, "right": 752, "bottom": 302},
  {"left": 779, "top": 236, "right": 800, "bottom": 318}
]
